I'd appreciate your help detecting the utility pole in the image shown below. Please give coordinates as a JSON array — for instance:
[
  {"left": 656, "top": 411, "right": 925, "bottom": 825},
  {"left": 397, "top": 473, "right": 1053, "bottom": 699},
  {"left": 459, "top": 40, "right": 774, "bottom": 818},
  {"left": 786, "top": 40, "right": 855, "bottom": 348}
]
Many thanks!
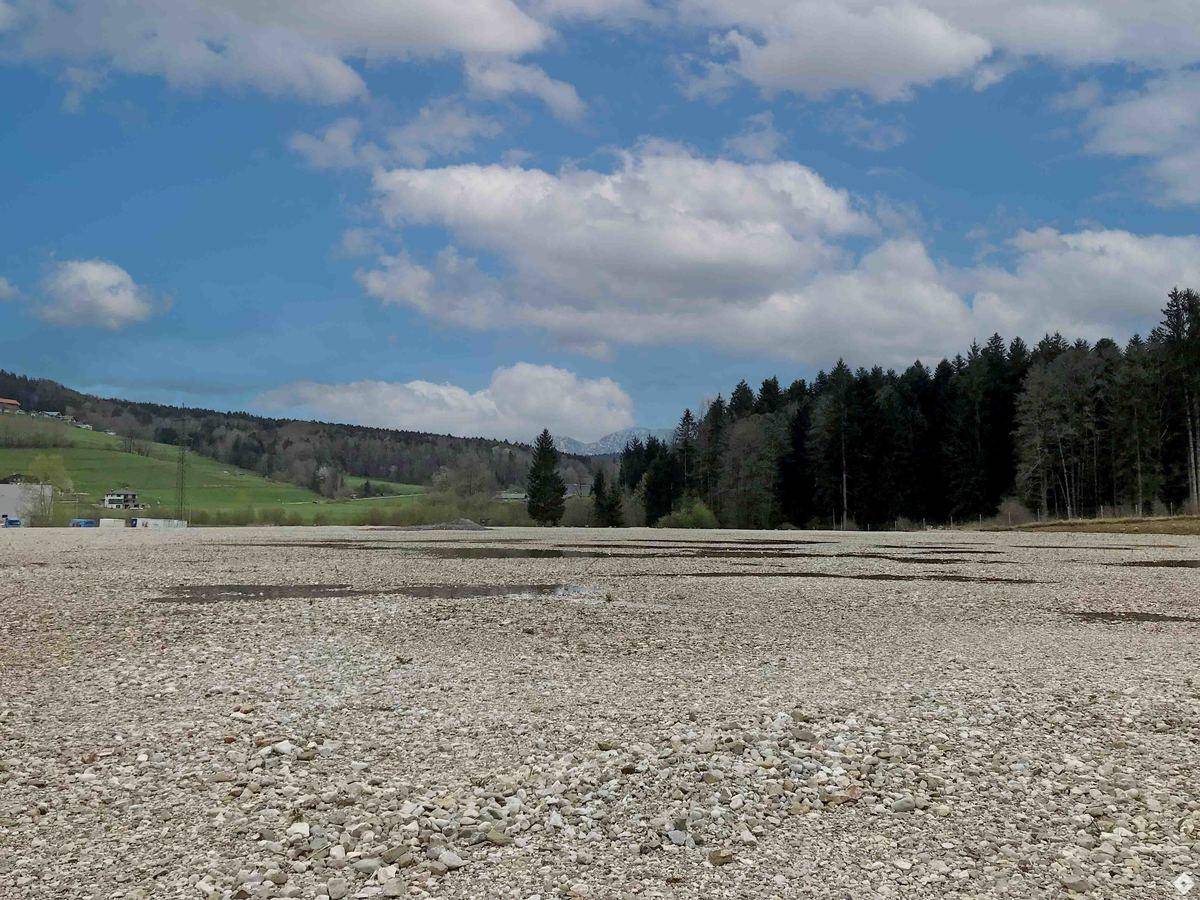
[{"left": 175, "top": 437, "right": 188, "bottom": 522}]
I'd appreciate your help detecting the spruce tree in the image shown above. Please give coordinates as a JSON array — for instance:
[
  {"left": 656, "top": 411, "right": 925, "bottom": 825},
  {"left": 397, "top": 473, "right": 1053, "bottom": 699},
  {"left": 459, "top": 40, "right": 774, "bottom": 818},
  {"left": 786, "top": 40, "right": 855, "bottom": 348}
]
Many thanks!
[
  {"left": 527, "top": 429, "right": 566, "bottom": 526},
  {"left": 591, "top": 470, "right": 623, "bottom": 527}
]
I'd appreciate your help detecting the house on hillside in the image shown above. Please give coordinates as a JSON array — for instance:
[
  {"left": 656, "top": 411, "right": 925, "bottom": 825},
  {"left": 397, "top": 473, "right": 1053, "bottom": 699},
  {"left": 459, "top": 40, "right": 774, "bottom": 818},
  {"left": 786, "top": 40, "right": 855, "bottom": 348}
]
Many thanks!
[
  {"left": 0, "top": 398, "right": 20, "bottom": 414},
  {"left": 103, "top": 490, "right": 143, "bottom": 510}
]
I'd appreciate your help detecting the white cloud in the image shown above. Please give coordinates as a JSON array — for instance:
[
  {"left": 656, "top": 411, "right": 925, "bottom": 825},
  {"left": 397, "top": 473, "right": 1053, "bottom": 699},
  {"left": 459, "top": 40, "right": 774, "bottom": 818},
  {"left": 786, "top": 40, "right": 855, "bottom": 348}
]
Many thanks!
[
  {"left": 3, "top": 0, "right": 547, "bottom": 103},
  {"left": 386, "top": 100, "right": 503, "bottom": 165},
  {"left": 0, "top": 276, "right": 16, "bottom": 300},
  {"left": 36, "top": 259, "right": 159, "bottom": 330},
  {"left": 289, "top": 118, "right": 370, "bottom": 170},
  {"left": 967, "top": 228, "right": 1200, "bottom": 340},
  {"left": 823, "top": 105, "right": 907, "bottom": 151},
  {"left": 290, "top": 102, "right": 503, "bottom": 171},
  {"left": 1084, "top": 70, "right": 1200, "bottom": 206},
  {"left": 257, "top": 363, "right": 634, "bottom": 442},
  {"left": 722, "top": 111, "right": 783, "bottom": 160},
  {"left": 465, "top": 59, "right": 586, "bottom": 121},
  {"left": 354, "top": 143, "right": 1200, "bottom": 366},
  {"left": 364, "top": 144, "right": 874, "bottom": 353},
  {"left": 679, "top": 1, "right": 1200, "bottom": 101},
  {"left": 685, "top": 1, "right": 991, "bottom": 102}
]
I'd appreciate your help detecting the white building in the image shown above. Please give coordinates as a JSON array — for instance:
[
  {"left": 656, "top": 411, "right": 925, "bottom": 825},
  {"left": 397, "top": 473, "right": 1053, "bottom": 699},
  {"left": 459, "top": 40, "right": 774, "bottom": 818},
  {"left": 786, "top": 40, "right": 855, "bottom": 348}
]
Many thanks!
[{"left": 103, "top": 490, "right": 141, "bottom": 509}]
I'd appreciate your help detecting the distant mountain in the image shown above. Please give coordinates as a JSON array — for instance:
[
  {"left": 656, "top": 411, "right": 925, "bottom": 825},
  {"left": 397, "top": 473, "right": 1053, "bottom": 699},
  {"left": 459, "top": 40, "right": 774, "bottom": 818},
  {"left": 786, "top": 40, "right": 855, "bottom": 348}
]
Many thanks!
[{"left": 557, "top": 427, "right": 674, "bottom": 456}]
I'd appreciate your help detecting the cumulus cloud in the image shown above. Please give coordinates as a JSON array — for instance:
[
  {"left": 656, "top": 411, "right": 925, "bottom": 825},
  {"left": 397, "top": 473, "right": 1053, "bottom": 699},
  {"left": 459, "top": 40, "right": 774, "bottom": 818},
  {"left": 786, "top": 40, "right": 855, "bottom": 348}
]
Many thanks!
[
  {"left": 465, "top": 59, "right": 586, "bottom": 121},
  {"left": 722, "top": 112, "right": 784, "bottom": 161},
  {"left": 355, "top": 144, "right": 1200, "bottom": 366},
  {"left": 700, "top": 2, "right": 991, "bottom": 102},
  {"left": 256, "top": 363, "right": 634, "bottom": 442},
  {"left": 290, "top": 102, "right": 503, "bottom": 171},
  {"left": 1083, "top": 70, "right": 1200, "bottom": 206},
  {"left": 679, "top": 1, "right": 1200, "bottom": 101},
  {"left": 36, "top": 259, "right": 159, "bottom": 329},
  {"left": 967, "top": 228, "right": 1200, "bottom": 339},
  {"left": 0, "top": 276, "right": 17, "bottom": 300},
  {"left": 2, "top": 0, "right": 547, "bottom": 103}
]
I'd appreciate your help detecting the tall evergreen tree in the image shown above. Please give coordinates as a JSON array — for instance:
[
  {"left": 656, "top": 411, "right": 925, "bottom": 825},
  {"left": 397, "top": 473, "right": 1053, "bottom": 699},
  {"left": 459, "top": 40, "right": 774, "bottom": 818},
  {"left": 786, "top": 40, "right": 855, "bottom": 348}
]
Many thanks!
[
  {"left": 729, "top": 380, "right": 756, "bottom": 418},
  {"left": 591, "top": 469, "right": 623, "bottom": 527},
  {"left": 526, "top": 429, "right": 566, "bottom": 526},
  {"left": 674, "top": 408, "right": 699, "bottom": 496}
]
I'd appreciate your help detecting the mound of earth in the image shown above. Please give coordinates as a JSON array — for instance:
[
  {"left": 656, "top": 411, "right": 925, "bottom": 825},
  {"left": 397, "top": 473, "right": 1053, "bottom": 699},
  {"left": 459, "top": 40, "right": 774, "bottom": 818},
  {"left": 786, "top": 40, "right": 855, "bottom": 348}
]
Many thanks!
[{"left": 392, "top": 518, "right": 488, "bottom": 531}]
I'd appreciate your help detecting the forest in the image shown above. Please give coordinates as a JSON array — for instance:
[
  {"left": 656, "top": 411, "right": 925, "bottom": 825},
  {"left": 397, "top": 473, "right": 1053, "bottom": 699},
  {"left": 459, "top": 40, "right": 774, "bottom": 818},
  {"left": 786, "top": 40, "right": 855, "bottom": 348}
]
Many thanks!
[{"left": 612, "top": 288, "right": 1200, "bottom": 529}]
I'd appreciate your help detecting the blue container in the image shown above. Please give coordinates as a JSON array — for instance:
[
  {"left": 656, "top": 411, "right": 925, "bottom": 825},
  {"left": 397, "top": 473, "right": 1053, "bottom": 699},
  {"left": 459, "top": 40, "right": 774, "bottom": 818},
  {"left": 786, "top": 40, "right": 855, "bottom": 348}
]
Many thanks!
[{"left": 69, "top": 518, "right": 99, "bottom": 528}]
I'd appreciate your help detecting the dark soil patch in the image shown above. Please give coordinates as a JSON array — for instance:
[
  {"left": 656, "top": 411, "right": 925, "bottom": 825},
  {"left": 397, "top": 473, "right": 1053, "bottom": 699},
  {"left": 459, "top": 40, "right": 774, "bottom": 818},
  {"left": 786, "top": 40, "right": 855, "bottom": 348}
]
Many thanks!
[{"left": 1066, "top": 610, "right": 1199, "bottom": 624}]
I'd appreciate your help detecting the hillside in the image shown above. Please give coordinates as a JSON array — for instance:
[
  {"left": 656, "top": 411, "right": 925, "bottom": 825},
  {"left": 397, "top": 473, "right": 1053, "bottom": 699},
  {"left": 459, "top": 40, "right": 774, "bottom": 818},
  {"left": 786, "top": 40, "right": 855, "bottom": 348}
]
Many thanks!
[
  {"left": 0, "top": 370, "right": 593, "bottom": 498},
  {"left": 0, "top": 414, "right": 425, "bottom": 525}
]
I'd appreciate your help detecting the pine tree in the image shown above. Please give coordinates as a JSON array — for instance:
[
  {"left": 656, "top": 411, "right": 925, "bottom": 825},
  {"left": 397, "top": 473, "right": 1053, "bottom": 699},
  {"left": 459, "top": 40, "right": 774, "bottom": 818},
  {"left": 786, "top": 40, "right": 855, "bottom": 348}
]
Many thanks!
[{"left": 526, "top": 429, "right": 566, "bottom": 526}]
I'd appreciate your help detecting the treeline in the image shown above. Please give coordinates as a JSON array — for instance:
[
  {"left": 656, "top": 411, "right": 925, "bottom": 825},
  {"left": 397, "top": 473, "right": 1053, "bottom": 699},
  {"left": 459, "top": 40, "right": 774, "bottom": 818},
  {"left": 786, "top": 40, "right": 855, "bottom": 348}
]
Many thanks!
[
  {"left": 0, "top": 371, "right": 592, "bottom": 495},
  {"left": 614, "top": 289, "right": 1200, "bottom": 529}
]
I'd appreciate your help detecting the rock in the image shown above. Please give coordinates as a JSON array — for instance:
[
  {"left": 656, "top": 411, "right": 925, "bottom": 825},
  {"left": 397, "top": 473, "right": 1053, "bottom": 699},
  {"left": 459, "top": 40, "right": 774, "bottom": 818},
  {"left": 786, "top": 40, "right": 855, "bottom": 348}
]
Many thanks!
[
  {"left": 326, "top": 878, "right": 348, "bottom": 900},
  {"left": 892, "top": 796, "right": 917, "bottom": 813},
  {"left": 439, "top": 850, "right": 465, "bottom": 870},
  {"left": 708, "top": 848, "right": 736, "bottom": 866},
  {"left": 667, "top": 829, "right": 688, "bottom": 846},
  {"left": 382, "top": 878, "right": 406, "bottom": 897}
]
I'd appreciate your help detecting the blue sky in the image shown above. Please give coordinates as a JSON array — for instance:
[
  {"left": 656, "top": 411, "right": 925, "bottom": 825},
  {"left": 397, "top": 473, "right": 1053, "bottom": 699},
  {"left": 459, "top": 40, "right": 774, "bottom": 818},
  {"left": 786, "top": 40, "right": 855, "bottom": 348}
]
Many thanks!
[{"left": 2, "top": 1, "right": 1199, "bottom": 441}]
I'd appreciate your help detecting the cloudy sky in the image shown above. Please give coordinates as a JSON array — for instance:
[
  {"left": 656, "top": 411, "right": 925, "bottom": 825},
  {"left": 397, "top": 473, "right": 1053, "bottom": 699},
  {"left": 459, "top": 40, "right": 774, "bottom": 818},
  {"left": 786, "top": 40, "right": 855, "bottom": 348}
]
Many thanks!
[{"left": 2, "top": 1, "right": 1199, "bottom": 441}]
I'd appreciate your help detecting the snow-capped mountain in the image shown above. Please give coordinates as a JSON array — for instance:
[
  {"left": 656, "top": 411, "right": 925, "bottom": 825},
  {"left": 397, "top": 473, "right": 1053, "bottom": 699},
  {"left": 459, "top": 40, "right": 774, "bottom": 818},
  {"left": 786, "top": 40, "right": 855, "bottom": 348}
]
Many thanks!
[{"left": 557, "top": 426, "right": 674, "bottom": 456}]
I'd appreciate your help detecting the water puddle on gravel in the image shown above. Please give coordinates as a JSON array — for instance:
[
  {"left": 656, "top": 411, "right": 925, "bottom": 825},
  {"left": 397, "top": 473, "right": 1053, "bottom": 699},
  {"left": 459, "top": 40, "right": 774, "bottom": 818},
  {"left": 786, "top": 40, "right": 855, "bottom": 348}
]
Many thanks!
[
  {"left": 621, "top": 571, "right": 1043, "bottom": 584},
  {"left": 151, "top": 584, "right": 390, "bottom": 603},
  {"left": 152, "top": 582, "right": 603, "bottom": 604},
  {"left": 1066, "top": 610, "right": 1199, "bottom": 624},
  {"left": 398, "top": 583, "right": 571, "bottom": 599}
]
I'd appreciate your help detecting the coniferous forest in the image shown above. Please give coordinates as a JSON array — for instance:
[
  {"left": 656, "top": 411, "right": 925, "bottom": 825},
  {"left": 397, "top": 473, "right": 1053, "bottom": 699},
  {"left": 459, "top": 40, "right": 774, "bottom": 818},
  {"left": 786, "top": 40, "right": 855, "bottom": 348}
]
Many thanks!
[{"left": 615, "top": 288, "right": 1200, "bottom": 529}]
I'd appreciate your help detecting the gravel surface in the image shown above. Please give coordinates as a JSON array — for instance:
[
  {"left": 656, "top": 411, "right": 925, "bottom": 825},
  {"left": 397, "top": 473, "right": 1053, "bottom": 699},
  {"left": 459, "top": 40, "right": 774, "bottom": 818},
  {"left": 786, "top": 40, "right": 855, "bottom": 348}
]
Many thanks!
[{"left": 1, "top": 526, "right": 1198, "bottom": 899}]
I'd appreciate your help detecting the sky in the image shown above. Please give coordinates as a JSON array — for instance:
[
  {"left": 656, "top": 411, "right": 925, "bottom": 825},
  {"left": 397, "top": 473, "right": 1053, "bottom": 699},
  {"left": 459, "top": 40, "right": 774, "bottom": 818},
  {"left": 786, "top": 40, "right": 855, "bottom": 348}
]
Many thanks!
[{"left": 2, "top": 1, "right": 1199, "bottom": 442}]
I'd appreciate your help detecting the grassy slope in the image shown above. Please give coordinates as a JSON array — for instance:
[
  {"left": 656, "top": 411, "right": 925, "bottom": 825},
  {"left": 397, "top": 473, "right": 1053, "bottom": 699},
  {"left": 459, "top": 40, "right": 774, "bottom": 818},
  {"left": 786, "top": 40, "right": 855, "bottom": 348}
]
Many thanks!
[
  {"left": 0, "top": 415, "right": 424, "bottom": 524},
  {"left": 1008, "top": 516, "right": 1200, "bottom": 536}
]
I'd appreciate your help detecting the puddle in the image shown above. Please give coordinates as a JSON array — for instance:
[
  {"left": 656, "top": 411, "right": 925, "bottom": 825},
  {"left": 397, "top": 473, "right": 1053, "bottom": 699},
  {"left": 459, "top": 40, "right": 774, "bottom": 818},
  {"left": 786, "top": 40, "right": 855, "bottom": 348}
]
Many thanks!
[
  {"left": 153, "top": 581, "right": 604, "bottom": 604},
  {"left": 398, "top": 583, "right": 568, "bottom": 599},
  {"left": 151, "top": 583, "right": 390, "bottom": 603},
  {"left": 1015, "top": 544, "right": 1182, "bottom": 550},
  {"left": 1111, "top": 560, "right": 1200, "bottom": 568},
  {"left": 1066, "top": 610, "right": 1198, "bottom": 624},
  {"left": 873, "top": 545, "right": 1001, "bottom": 554},
  {"left": 620, "top": 571, "right": 1043, "bottom": 584}
]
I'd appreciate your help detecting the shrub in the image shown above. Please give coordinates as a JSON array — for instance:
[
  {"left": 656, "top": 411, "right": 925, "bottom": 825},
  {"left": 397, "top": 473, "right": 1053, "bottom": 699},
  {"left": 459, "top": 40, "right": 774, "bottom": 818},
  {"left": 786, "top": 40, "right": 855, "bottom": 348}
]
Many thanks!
[{"left": 656, "top": 499, "right": 719, "bottom": 530}]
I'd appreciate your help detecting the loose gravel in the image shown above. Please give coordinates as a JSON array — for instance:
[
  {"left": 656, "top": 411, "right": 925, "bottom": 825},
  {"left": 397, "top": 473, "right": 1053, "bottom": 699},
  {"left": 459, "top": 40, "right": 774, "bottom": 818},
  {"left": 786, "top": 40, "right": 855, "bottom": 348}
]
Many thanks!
[{"left": 1, "top": 526, "right": 1198, "bottom": 899}]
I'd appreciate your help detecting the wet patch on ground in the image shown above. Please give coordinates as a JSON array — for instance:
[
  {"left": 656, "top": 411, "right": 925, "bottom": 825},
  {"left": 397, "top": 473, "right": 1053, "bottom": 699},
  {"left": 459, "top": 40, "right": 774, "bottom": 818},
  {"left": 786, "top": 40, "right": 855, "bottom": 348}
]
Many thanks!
[
  {"left": 620, "top": 571, "right": 1043, "bottom": 584},
  {"left": 150, "top": 584, "right": 392, "bottom": 603},
  {"left": 1066, "top": 610, "right": 1199, "bottom": 624},
  {"left": 397, "top": 583, "right": 573, "bottom": 599}
]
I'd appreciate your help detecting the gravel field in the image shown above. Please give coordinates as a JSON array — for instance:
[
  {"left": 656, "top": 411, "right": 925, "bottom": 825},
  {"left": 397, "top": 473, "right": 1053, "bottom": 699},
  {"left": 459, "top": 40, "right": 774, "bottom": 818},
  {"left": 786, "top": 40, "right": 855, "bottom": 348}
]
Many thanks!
[{"left": 1, "top": 526, "right": 1198, "bottom": 900}]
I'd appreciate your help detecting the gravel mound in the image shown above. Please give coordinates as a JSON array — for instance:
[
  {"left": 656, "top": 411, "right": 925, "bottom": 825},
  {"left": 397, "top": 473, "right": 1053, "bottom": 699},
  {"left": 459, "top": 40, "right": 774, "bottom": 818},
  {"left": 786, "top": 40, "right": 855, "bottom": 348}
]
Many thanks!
[{"left": 390, "top": 518, "right": 489, "bottom": 532}]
